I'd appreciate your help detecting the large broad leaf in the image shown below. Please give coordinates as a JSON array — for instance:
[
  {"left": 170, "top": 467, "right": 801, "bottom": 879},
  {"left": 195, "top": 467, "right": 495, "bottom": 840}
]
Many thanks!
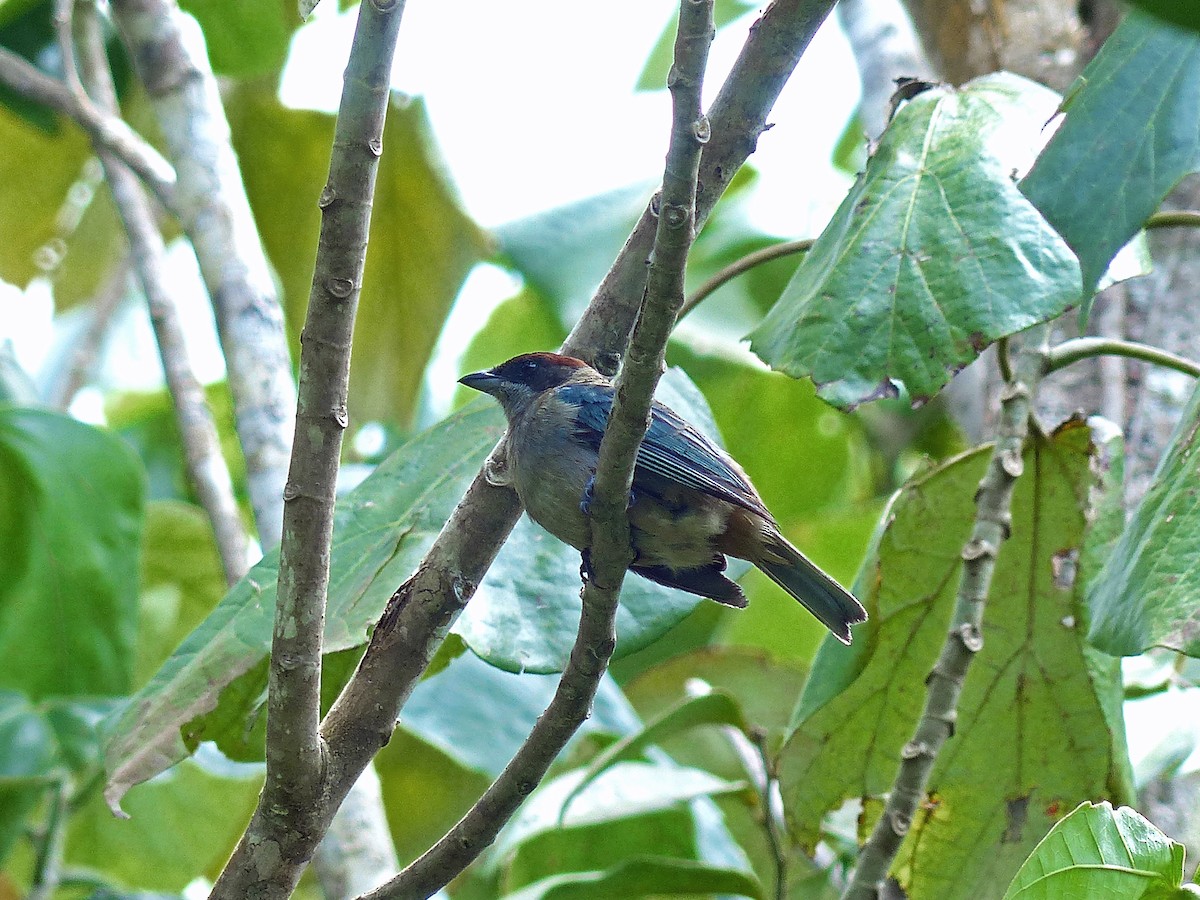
[
  {"left": 178, "top": 0, "right": 296, "bottom": 78},
  {"left": 228, "top": 87, "right": 488, "bottom": 428},
  {"left": 67, "top": 746, "right": 262, "bottom": 891},
  {"left": 494, "top": 183, "right": 652, "bottom": 326},
  {"left": 1089, "top": 381, "right": 1200, "bottom": 657},
  {"left": 0, "top": 101, "right": 90, "bottom": 292},
  {"left": 749, "top": 73, "right": 1080, "bottom": 410},
  {"left": 779, "top": 420, "right": 1133, "bottom": 899},
  {"left": 103, "top": 401, "right": 503, "bottom": 811},
  {"left": 501, "top": 858, "right": 763, "bottom": 900},
  {"left": 1001, "top": 801, "right": 1188, "bottom": 899},
  {"left": 0, "top": 408, "right": 144, "bottom": 700},
  {"left": 489, "top": 761, "right": 749, "bottom": 886},
  {"left": 104, "top": 372, "right": 721, "bottom": 807},
  {"left": 1021, "top": 10, "right": 1200, "bottom": 296},
  {"left": 1126, "top": 1, "right": 1200, "bottom": 33}
]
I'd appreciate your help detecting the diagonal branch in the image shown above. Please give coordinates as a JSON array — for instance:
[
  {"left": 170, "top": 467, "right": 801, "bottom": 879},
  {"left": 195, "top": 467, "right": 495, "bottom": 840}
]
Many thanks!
[
  {"left": 360, "top": 3, "right": 714, "bottom": 897},
  {"left": 0, "top": 46, "right": 177, "bottom": 211},
  {"left": 843, "top": 327, "right": 1050, "bottom": 898},
  {"left": 109, "top": 0, "right": 297, "bottom": 549},
  {"left": 207, "top": 0, "right": 409, "bottom": 897},
  {"left": 72, "top": 0, "right": 249, "bottom": 587}
]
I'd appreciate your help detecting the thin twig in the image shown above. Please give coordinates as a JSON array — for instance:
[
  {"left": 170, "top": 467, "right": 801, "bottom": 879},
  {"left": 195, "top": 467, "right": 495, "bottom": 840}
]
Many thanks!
[
  {"left": 27, "top": 781, "right": 69, "bottom": 900},
  {"left": 843, "top": 326, "right": 1050, "bottom": 898},
  {"left": 74, "top": 0, "right": 249, "bottom": 587},
  {"left": 361, "top": 3, "right": 714, "bottom": 897},
  {"left": 1046, "top": 337, "right": 1200, "bottom": 379},
  {"left": 0, "top": 46, "right": 176, "bottom": 210},
  {"left": 47, "top": 255, "right": 131, "bottom": 411},
  {"left": 211, "top": 2, "right": 843, "bottom": 894},
  {"left": 207, "top": 0, "right": 408, "bottom": 896},
  {"left": 110, "top": 0, "right": 296, "bottom": 548},
  {"left": 678, "top": 237, "right": 813, "bottom": 320},
  {"left": 1146, "top": 210, "right": 1200, "bottom": 230},
  {"left": 748, "top": 729, "right": 788, "bottom": 900}
]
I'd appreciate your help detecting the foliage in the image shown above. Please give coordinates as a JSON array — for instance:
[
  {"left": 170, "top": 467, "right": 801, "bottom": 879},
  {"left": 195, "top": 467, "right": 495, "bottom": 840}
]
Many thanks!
[{"left": 4, "top": 1, "right": 1200, "bottom": 898}]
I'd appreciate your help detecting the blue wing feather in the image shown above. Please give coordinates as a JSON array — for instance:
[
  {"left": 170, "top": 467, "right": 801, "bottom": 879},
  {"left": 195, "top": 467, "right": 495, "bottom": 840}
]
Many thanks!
[{"left": 558, "top": 382, "right": 770, "bottom": 518}]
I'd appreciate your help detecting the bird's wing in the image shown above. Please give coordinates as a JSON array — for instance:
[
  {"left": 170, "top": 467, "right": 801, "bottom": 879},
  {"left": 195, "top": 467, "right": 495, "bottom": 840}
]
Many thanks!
[{"left": 560, "top": 383, "right": 770, "bottom": 518}]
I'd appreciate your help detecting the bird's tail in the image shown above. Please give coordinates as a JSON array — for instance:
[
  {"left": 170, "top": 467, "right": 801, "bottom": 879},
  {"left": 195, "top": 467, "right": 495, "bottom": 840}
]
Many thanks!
[{"left": 756, "top": 537, "right": 866, "bottom": 645}]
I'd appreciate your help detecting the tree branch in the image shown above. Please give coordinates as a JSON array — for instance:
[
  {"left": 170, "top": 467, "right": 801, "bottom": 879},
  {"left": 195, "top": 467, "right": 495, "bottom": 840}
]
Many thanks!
[
  {"left": 678, "top": 237, "right": 813, "bottom": 320},
  {"left": 1046, "top": 336, "right": 1200, "bottom": 379},
  {"left": 362, "top": 4, "right": 713, "bottom": 897},
  {"left": 207, "top": 1, "right": 408, "bottom": 896},
  {"left": 843, "top": 326, "right": 1050, "bottom": 898},
  {"left": 109, "top": 0, "right": 297, "bottom": 549},
  {"left": 0, "top": 46, "right": 177, "bottom": 210},
  {"left": 74, "top": 0, "right": 249, "bottom": 587},
  {"left": 206, "top": 0, "right": 842, "bottom": 893},
  {"left": 1146, "top": 210, "right": 1200, "bottom": 230},
  {"left": 46, "top": 256, "right": 131, "bottom": 411}
]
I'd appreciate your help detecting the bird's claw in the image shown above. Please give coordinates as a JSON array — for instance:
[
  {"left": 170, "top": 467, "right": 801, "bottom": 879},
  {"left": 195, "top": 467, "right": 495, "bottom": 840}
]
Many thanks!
[
  {"left": 580, "top": 473, "right": 640, "bottom": 516},
  {"left": 580, "top": 548, "right": 593, "bottom": 582}
]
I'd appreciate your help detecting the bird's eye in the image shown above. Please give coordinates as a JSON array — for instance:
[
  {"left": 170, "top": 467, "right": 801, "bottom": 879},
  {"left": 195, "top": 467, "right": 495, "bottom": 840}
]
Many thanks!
[{"left": 525, "top": 361, "right": 536, "bottom": 370}]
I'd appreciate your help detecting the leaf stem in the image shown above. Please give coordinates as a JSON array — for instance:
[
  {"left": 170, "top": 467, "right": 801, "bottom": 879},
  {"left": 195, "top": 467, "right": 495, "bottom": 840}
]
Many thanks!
[
  {"left": 1146, "top": 210, "right": 1200, "bottom": 230},
  {"left": 843, "top": 326, "right": 1049, "bottom": 898},
  {"left": 360, "top": 3, "right": 715, "bottom": 896},
  {"left": 28, "top": 780, "right": 69, "bottom": 900},
  {"left": 1046, "top": 337, "right": 1200, "bottom": 379},
  {"left": 678, "top": 237, "right": 813, "bottom": 320}
]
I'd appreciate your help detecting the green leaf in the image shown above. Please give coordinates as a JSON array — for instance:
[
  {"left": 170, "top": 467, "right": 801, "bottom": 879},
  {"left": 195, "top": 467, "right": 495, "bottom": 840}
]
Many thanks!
[
  {"left": 1020, "top": 11, "right": 1200, "bottom": 296},
  {"left": 67, "top": 749, "right": 262, "bottom": 891},
  {"left": 228, "top": 87, "right": 488, "bottom": 428},
  {"left": 1124, "top": 1, "right": 1200, "bottom": 37},
  {"left": 454, "top": 287, "right": 568, "bottom": 410},
  {"left": 103, "top": 400, "right": 504, "bottom": 810},
  {"left": 455, "top": 369, "right": 728, "bottom": 673},
  {"left": 178, "top": 0, "right": 296, "bottom": 78},
  {"left": 635, "top": 0, "right": 756, "bottom": 92},
  {"left": 1089, "top": 381, "right": 1200, "bottom": 657},
  {"left": 0, "top": 99, "right": 90, "bottom": 291},
  {"left": 137, "top": 501, "right": 230, "bottom": 687},
  {"left": 0, "top": 408, "right": 144, "bottom": 700},
  {"left": 1002, "top": 801, "right": 1187, "bottom": 899},
  {"left": 623, "top": 646, "right": 807, "bottom": 770},
  {"left": 398, "top": 652, "right": 641, "bottom": 778},
  {"left": 780, "top": 420, "right": 1133, "bottom": 898},
  {"left": 749, "top": 73, "right": 1080, "bottom": 410},
  {"left": 559, "top": 690, "right": 749, "bottom": 820},
  {"left": 0, "top": 692, "right": 119, "bottom": 864},
  {"left": 495, "top": 183, "right": 652, "bottom": 324},
  {"left": 501, "top": 857, "right": 763, "bottom": 900},
  {"left": 491, "top": 761, "right": 748, "bottom": 871}
]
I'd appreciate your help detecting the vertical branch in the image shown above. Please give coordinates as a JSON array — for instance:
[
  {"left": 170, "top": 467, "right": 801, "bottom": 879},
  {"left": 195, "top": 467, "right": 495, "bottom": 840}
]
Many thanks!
[
  {"left": 109, "top": 0, "right": 295, "bottom": 548},
  {"left": 843, "top": 326, "right": 1050, "bottom": 898},
  {"left": 73, "top": 0, "right": 249, "bottom": 585},
  {"left": 208, "top": 0, "right": 408, "bottom": 897},
  {"left": 359, "top": 3, "right": 715, "bottom": 898}
]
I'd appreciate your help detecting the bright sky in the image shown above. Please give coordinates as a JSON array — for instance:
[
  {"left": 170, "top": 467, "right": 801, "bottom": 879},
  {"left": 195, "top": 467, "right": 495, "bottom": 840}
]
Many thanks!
[{"left": 5, "top": 1, "right": 860, "bottom": 416}]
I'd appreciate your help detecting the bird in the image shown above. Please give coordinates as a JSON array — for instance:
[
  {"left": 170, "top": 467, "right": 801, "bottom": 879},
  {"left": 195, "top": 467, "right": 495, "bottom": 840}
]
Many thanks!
[{"left": 459, "top": 351, "right": 866, "bottom": 644}]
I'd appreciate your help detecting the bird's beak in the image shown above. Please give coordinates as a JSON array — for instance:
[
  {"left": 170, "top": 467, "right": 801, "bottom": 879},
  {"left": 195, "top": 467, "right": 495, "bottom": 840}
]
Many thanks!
[{"left": 458, "top": 369, "right": 501, "bottom": 394}]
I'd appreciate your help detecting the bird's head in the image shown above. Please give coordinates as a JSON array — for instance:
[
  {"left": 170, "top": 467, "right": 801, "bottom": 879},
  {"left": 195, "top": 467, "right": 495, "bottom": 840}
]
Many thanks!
[{"left": 459, "top": 352, "right": 601, "bottom": 417}]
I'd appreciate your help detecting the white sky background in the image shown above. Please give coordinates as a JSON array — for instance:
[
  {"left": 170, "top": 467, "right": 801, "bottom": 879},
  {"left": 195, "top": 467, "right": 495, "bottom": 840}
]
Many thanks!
[{"left": 6, "top": 0, "right": 862, "bottom": 415}]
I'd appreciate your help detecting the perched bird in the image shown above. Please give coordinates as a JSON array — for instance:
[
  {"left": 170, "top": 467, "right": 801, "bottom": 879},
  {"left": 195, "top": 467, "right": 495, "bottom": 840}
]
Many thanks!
[{"left": 460, "top": 352, "right": 866, "bottom": 644}]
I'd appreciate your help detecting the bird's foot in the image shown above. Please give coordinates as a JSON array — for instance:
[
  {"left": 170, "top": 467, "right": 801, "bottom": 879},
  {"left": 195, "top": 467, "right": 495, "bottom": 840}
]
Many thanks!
[
  {"left": 580, "top": 473, "right": 640, "bottom": 516},
  {"left": 579, "top": 548, "right": 593, "bottom": 582}
]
